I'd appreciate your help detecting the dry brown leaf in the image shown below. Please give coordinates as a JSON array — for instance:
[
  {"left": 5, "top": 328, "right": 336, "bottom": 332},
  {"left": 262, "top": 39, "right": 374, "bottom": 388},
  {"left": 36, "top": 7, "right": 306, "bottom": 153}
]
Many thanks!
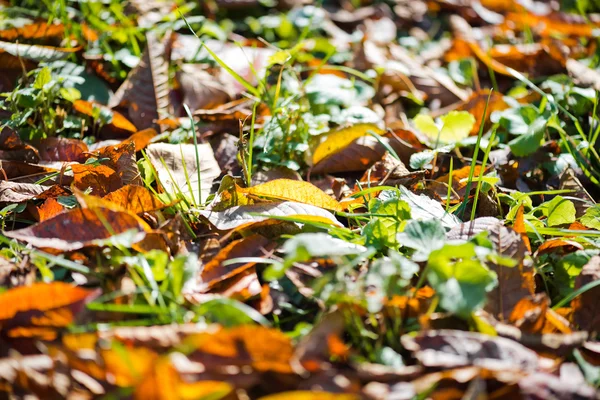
[
  {"left": 123, "top": 128, "right": 158, "bottom": 152},
  {"left": 176, "top": 63, "right": 231, "bottom": 112},
  {"left": 36, "top": 198, "right": 65, "bottom": 221},
  {"left": 102, "top": 185, "right": 170, "bottom": 214},
  {"left": 199, "top": 201, "right": 341, "bottom": 231},
  {"left": 572, "top": 256, "right": 600, "bottom": 333},
  {"left": 134, "top": 357, "right": 233, "bottom": 400},
  {"left": 0, "top": 181, "right": 47, "bottom": 203},
  {"left": 35, "top": 137, "right": 88, "bottom": 163},
  {"left": 110, "top": 31, "right": 171, "bottom": 131},
  {"left": 447, "top": 218, "right": 534, "bottom": 320},
  {"left": 259, "top": 393, "right": 359, "bottom": 400},
  {"left": 401, "top": 329, "right": 540, "bottom": 372},
  {"left": 146, "top": 143, "right": 221, "bottom": 205},
  {"left": 95, "top": 141, "right": 142, "bottom": 186},
  {"left": 566, "top": 58, "right": 600, "bottom": 91},
  {"left": 200, "top": 234, "right": 271, "bottom": 288}
]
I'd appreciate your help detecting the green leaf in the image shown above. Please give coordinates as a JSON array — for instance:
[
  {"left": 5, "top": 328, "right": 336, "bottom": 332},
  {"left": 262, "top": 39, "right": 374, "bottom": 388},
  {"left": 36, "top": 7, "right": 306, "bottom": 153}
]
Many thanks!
[
  {"left": 540, "top": 195, "right": 576, "bottom": 227},
  {"left": 270, "top": 233, "right": 367, "bottom": 280},
  {"left": 363, "top": 198, "right": 411, "bottom": 250},
  {"left": 581, "top": 205, "right": 600, "bottom": 230},
  {"left": 554, "top": 251, "right": 594, "bottom": 297},
  {"left": 34, "top": 67, "right": 52, "bottom": 90},
  {"left": 413, "top": 114, "right": 439, "bottom": 139},
  {"left": 195, "top": 298, "right": 271, "bottom": 327},
  {"left": 397, "top": 186, "right": 461, "bottom": 229},
  {"left": 508, "top": 116, "right": 546, "bottom": 157},
  {"left": 439, "top": 111, "right": 476, "bottom": 143},
  {"left": 397, "top": 219, "right": 446, "bottom": 261},
  {"left": 366, "top": 251, "right": 418, "bottom": 312},
  {"left": 448, "top": 58, "right": 475, "bottom": 86},
  {"left": 427, "top": 242, "right": 497, "bottom": 318},
  {"left": 414, "top": 111, "right": 475, "bottom": 145}
]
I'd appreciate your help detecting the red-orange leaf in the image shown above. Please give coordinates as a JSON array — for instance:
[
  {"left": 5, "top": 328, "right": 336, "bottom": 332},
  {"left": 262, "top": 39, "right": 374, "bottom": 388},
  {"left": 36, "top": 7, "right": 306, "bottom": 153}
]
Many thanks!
[{"left": 4, "top": 207, "right": 148, "bottom": 251}]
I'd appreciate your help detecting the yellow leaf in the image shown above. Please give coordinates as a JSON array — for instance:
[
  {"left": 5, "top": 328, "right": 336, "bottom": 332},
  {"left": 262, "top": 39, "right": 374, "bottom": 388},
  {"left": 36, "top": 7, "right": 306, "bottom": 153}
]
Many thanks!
[
  {"left": 312, "top": 123, "right": 384, "bottom": 165},
  {"left": 241, "top": 179, "right": 342, "bottom": 211}
]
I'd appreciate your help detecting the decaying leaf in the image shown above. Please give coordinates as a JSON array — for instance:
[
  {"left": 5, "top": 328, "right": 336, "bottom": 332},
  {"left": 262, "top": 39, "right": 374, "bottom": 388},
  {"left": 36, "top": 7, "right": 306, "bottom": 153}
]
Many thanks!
[
  {"left": 447, "top": 218, "right": 534, "bottom": 320},
  {"left": 146, "top": 143, "right": 221, "bottom": 205},
  {"left": 199, "top": 201, "right": 341, "bottom": 230},
  {"left": 401, "top": 330, "right": 540, "bottom": 372},
  {"left": 110, "top": 31, "right": 171, "bottom": 131},
  {"left": 0, "top": 181, "right": 48, "bottom": 203}
]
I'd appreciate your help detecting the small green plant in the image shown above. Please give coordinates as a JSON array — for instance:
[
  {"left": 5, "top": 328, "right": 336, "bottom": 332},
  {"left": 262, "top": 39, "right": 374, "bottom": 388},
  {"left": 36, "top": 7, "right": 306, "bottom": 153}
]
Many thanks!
[{"left": 0, "top": 66, "right": 83, "bottom": 140}]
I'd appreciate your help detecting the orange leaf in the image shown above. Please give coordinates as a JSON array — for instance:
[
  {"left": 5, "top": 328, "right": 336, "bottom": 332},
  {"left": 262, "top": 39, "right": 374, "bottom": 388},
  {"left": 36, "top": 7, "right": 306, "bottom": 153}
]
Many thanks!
[
  {"left": 36, "top": 198, "right": 65, "bottom": 221},
  {"left": 135, "top": 357, "right": 233, "bottom": 400},
  {"left": 71, "top": 163, "right": 123, "bottom": 197},
  {"left": 95, "top": 141, "right": 142, "bottom": 186},
  {"left": 260, "top": 393, "right": 359, "bottom": 400},
  {"left": 102, "top": 185, "right": 170, "bottom": 214},
  {"left": 4, "top": 207, "right": 149, "bottom": 251},
  {"left": 201, "top": 234, "right": 271, "bottom": 288},
  {"left": 123, "top": 128, "right": 157, "bottom": 151},
  {"left": 73, "top": 100, "right": 137, "bottom": 133},
  {"left": 0, "top": 282, "right": 93, "bottom": 324},
  {"left": 514, "top": 204, "right": 531, "bottom": 253},
  {"left": 186, "top": 325, "right": 294, "bottom": 374},
  {"left": 0, "top": 22, "right": 64, "bottom": 42}
]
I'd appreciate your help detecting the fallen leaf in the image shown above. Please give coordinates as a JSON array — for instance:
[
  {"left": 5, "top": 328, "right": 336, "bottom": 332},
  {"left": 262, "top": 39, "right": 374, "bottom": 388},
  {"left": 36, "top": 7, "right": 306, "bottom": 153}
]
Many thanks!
[
  {"left": 176, "top": 63, "right": 231, "bottom": 112},
  {"left": 514, "top": 204, "right": 532, "bottom": 253},
  {"left": 241, "top": 179, "right": 343, "bottom": 212},
  {"left": 123, "top": 128, "right": 158, "bottom": 152},
  {"left": 36, "top": 198, "right": 65, "bottom": 221},
  {"left": 4, "top": 207, "right": 148, "bottom": 251},
  {"left": 199, "top": 201, "right": 341, "bottom": 230},
  {"left": 312, "top": 123, "right": 385, "bottom": 166},
  {"left": 572, "top": 256, "right": 600, "bottom": 332},
  {"left": 201, "top": 234, "right": 271, "bottom": 288},
  {"left": 259, "top": 393, "right": 359, "bottom": 400},
  {"left": 95, "top": 141, "right": 142, "bottom": 186},
  {"left": 110, "top": 31, "right": 171, "bottom": 131},
  {"left": 456, "top": 90, "right": 508, "bottom": 135},
  {"left": 102, "top": 185, "right": 170, "bottom": 214},
  {"left": 146, "top": 143, "right": 221, "bottom": 205},
  {"left": 447, "top": 218, "right": 534, "bottom": 320},
  {"left": 186, "top": 325, "right": 294, "bottom": 374},
  {"left": 401, "top": 330, "right": 540, "bottom": 372},
  {"left": 135, "top": 357, "right": 233, "bottom": 400},
  {"left": 71, "top": 163, "right": 122, "bottom": 197},
  {"left": 35, "top": 137, "right": 88, "bottom": 162},
  {"left": 0, "top": 181, "right": 47, "bottom": 203},
  {"left": 73, "top": 100, "right": 137, "bottom": 134},
  {"left": 0, "top": 41, "right": 79, "bottom": 62},
  {"left": 566, "top": 58, "right": 600, "bottom": 91},
  {"left": 0, "top": 21, "right": 64, "bottom": 42}
]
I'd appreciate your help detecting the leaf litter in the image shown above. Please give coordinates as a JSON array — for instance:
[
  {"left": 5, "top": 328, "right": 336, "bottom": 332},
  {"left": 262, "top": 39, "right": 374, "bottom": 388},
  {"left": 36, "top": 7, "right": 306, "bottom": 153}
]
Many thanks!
[{"left": 0, "top": 0, "right": 600, "bottom": 398}]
